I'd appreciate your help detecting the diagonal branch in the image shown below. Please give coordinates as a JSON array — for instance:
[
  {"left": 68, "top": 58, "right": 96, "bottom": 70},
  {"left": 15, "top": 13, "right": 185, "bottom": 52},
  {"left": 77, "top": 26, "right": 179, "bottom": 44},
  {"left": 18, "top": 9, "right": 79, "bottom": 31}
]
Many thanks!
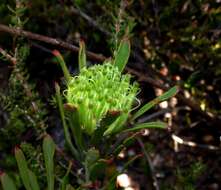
[
  {"left": 0, "top": 46, "right": 16, "bottom": 64},
  {"left": 70, "top": 6, "right": 112, "bottom": 37},
  {"left": 0, "top": 24, "right": 106, "bottom": 62}
]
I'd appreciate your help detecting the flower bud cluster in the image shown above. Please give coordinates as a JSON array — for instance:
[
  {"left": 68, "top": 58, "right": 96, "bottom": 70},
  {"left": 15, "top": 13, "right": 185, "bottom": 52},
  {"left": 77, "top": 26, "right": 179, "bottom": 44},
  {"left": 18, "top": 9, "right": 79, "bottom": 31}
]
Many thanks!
[{"left": 65, "top": 63, "right": 138, "bottom": 134}]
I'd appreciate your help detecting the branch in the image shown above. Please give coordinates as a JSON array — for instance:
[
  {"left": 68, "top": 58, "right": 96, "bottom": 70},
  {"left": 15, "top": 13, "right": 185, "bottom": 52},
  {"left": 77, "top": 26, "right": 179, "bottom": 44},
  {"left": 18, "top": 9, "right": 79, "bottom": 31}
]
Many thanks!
[
  {"left": 70, "top": 6, "right": 112, "bottom": 37},
  {"left": 171, "top": 134, "right": 220, "bottom": 151},
  {"left": 0, "top": 46, "right": 16, "bottom": 64},
  {"left": 0, "top": 24, "right": 106, "bottom": 62}
]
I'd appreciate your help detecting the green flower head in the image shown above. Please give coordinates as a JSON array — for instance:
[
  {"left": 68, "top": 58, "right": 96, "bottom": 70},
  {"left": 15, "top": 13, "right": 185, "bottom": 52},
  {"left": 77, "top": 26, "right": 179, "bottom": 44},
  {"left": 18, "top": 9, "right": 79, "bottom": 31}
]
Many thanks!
[{"left": 65, "top": 62, "right": 139, "bottom": 135}]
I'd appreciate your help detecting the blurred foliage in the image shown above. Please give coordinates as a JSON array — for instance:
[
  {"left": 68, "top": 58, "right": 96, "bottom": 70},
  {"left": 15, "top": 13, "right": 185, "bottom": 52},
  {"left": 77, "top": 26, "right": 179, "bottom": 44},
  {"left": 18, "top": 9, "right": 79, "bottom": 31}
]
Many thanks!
[
  {"left": 175, "top": 162, "right": 206, "bottom": 190},
  {"left": 0, "top": 0, "right": 47, "bottom": 170}
]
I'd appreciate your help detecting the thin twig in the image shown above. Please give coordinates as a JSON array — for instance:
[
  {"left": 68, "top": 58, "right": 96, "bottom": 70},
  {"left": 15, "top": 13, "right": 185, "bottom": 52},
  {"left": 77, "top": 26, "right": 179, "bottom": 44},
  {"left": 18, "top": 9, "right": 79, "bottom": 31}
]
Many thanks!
[
  {"left": 171, "top": 134, "right": 220, "bottom": 151},
  {"left": 137, "top": 137, "right": 160, "bottom": 190},
  {"left": 0, "top": 46, "right": 16, "bottom": 64},
  {"left": 70, "top": 6, "right": 112, "bottom": 37},
  {"left": 0, "top": 24, "right": 106, "bottom": 62}
]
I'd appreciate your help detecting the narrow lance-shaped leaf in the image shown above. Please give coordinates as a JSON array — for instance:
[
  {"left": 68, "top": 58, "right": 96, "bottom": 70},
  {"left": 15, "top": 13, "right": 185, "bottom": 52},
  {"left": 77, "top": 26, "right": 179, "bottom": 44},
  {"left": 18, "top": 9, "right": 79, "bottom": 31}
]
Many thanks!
[
  {"left": 131, "top": 86, "right": 178, "bottom": 121},
  {"left": 68, "top": 112, "right": 84, "bottom": 151},
  {"left": 103, "top": 113, "right": 128, "bottom": 136},
  {"left": 114, "top": 38, "right": 130, "bottom": 72},
  {"left": 28, "top": 170, "right": 40, "bottom": 190},
  {"left": 55, "top": 83, "right": 79, "bottom": 159},
  {"left": 84, "top": 148, "right": 100, "bottom": 182},
  {"left": 122, "top": 121, "right": 166, "bottom": 133},
  {"left": 0, "top": 173, "right": 17, "bottom": 190},
  {"left": 78, "top": 40, "right": 86, "bottom": 71},
  {"left": 52, "top": 50, "right": 71, "bottom": 82},
  {"left": 43, "top": 135, "right": 56, "bottom": 190},
  {"left": 15, "top": 147, "right": 32, "bottom": 190}
]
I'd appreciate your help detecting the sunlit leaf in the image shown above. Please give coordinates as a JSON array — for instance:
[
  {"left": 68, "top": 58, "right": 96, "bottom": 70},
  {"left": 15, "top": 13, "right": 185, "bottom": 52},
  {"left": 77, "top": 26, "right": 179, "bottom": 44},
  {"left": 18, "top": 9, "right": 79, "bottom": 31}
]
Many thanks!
[
  {"left": 132, "top": 86, "right": 178, "bottom": 120},
  {"left": 114, "top": 39, "right": 130, "bottom": 72},
  {"left": 78, "top": 40, "right": 86, "bottom": 71},
  {"left": 68, "top": 111, "right": 84, "bottom": 152},
  {"left": 55, "top": 83, "right": 79, "bottom": 159},
  {"left": 103, "top": 113, "right": 128, "bottom": 136},
  {"left": 52, "top": 50, "right": 71, "bottom": 82}
]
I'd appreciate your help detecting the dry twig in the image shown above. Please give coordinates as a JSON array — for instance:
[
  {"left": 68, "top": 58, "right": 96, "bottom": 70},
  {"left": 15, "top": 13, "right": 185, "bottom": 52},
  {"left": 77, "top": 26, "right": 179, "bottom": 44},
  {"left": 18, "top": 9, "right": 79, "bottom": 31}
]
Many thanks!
[
  {"left": 171, "top": 134, "right": 220, "bottom": 152},
  {"left": 0, "top": 24, "right": 106, "bottom": 62},
  {"left": 0, "top": 46, "right": 16, "bottom": 64},
  {"left": 70, "top": 6, "right": 112, "bottom": 37}
]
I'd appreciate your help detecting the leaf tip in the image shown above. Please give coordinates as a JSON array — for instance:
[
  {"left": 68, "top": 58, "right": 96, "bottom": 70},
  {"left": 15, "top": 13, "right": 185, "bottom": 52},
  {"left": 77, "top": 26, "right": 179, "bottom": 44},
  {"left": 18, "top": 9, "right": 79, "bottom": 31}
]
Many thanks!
[
  {"left": 0, "top": 170, "right": 4, "bottom": 176},
  {"left": 14, "top": 145, "right": 20, "bottom": 153},
  {"left": 52, "top": 49, "right": 61, "bottom": 57},
  {"left": 174, "top": 85, "right": 179, "bottom": 94}
]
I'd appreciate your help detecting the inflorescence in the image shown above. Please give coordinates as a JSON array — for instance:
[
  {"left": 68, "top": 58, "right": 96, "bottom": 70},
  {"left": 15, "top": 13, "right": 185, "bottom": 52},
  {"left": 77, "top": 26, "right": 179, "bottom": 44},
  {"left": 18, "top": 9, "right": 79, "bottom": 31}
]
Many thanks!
[{"left": 65, "top": 62, "right": 138, "bottom": 134}]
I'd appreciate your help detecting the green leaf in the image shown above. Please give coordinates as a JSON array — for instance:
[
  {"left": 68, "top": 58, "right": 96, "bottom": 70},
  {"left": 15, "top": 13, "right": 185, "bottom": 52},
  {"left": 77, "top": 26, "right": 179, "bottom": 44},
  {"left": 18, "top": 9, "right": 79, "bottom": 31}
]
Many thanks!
[
  {"left": 114, "top": 39, "right": 130, "bottom": 72},
  {"left": 43, "top": 135, "right": 56, "bottom": 190},
  {"left": 53, "top": 50, "right": 71, "bottom": 82},
  {"left": 15, "top": 147, "right": 32, "bottom": 190},
  {"left": 0, "top": 173, "right": 17, "bottom": 190},
  {"left": 84, "top": 148, "right": 100, "bottom": 182},
  {"left": 122, "top": 134, "right": 136, "bottom": 147},
  {"left": 55, "top": 83, "right": 79, "bottom": 159},
  {"left": 158, "top": 86, "right": 178, "bottom": 101},
  {"left": 89, "top": 161, "right": 107, "bottom": 181},
  {"left": 85, "top": 148, "right": 100, "bottom": 166},
  {"left": 68, "top": 111, "right": 84, "bottom": 152},
  {"left": 28, "top": 170, "right": 40, "bottom": 190},
  {"left": 78, "top": 40, "right": 86, "bottom": 71},
  {"left": 113, "top": 144, "right": 124, "bottom": 156},
  {"left": 132, "top": 86, "right": 178, "bottom": 120},
  {"left": 60, "top": 162, "right": 72, "bottom": 190},
  {"left": 103, "top": 113, "right": 128, "bottom": 136},
  {"left": 123, "top": 121, "right": 166, "bottom": 133}
]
